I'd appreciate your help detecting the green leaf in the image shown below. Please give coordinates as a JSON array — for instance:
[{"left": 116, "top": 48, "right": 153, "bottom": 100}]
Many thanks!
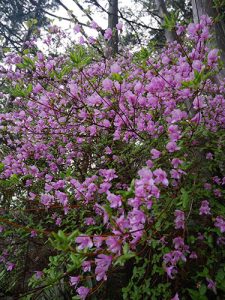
[
  {"left": 70, "top": 46, "right": 92, "bottom": 69},
  {"left": 181, "top": 188, "right": 189, "bottom": 209},
  {"left": 199, "top": 284, "right": 207, "bottom": 296},
  {"left": 0, "top": 163, "right": 4, "bottom": 172},
  {"left": 111, "top": 73, "right": 123, "bottom": 83},
  {"left": 163, "top": 11, "right": 179, "bottom": 31}
]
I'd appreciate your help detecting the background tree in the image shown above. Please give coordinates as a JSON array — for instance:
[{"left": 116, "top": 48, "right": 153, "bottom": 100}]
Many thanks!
[
  {"left": 0, "top": 0, "right": 59, "bottom": 53},
  {"left": 192, "top": 0, "right": 225, "bottom": 77},
  {"left": 108, "top": 0, "right": 119, "bottom": 55}
]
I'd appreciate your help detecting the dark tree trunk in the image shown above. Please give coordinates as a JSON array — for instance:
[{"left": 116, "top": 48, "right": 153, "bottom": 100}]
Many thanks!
[
  {"left": 108, "top": 0, "right": 119, "bottom": 56},
  {"left": 192, "top": 0, "right": 225, "bottom": 78}
]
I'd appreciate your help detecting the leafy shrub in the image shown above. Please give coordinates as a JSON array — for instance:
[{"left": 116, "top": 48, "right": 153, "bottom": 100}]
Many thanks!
[{"left": 0, "top": 16, "right": 225, "bottom": 299}]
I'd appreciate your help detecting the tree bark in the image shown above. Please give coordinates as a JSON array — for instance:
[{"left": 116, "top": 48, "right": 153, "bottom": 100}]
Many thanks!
[
  {"left": 154, "top": 0, "right": 177, "bottom": 42},
  {"left": 192, "top": 0, "right": 225, "bottom": 78},
  {"left": 108, "top": 0, "right": 119, "bottom": 56}
]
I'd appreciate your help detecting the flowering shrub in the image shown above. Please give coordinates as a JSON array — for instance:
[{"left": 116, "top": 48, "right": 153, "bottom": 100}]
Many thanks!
[{"left": 0, "top": 16, "right": 225, "bottom": 299}]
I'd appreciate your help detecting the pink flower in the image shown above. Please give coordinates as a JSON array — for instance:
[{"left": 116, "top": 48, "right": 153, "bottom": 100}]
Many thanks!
[
  {"left": 6, "top": 262, "right": 15, "bottom": 271},
  {"left": 128, "top": 209, "right": 146, "bottom": 226},
  {"left": 74, "top": 24, "right": 81, "bottom": 33},
  {"left": 102, "top": 78, "right": 113, "bottom": 91},
  {"left": 146, "top": 160, "right": 154, "bottom": 168},
  {"left": 204, "top": 183, "right": 211, "bottom": 190},
  {"left": 106, "top": 236, "right": 121, "bottom": 254},
  {"left": 34, "top": 271, "right": 43, "bottom": 279},
  {"left": 76, "top": 286, "right": 89, "bottom": 299},
  {"left": 176, "top": 25, "right": 185, "bottom": 35},
  {"left": 88, "top": 37, "right": 96, "bottom": 44},
  {"left": 189, "top": 252, "right": 197, "bottom": 259},
  {"left": 29, "top": 192, "right": 36, "bottom": 200},
  {"left": 90, "top": 21, "right": 99, "bottom": 29},
  {"left": 30, "top": 230, "right": 37, "bottom": 237},
  {"left": 55, "top": 217, "right": 62, "bottom": 226},
  {"left": 95, "top": 254, "right": 112, "bottom": 281},
  {"left": 165, "top": 265, "right": 177, "bottom": 279},
  {"left": 110, "top": 63, "right": 121, "bottom": 73},
  {"left": 82, "top": 261, "right": 91, "bottom": 272},
  {"left": 107, "top": 191, "right": 122, "bottom": 208},
  {"left": 206, "top": 278, "right": 217, "bottom": 294},
  {"left": 168, "top": 125, "right": 180, "bottom": 142},
  {"left": 70, "top": 276, "right": 80, "bottom": 287},
  {"left": 166, "top": 141, "right": 180, "bottom": 153},
  {"left": 75, "top": 235, "right": 93, "bottom": 250},
  {"left": 171, "top": 158, "right": 183, "bottom": 168},
  {"left": 207, "top": 49, "right": 219, "bottom": 66},
  {"left": 151, "top": 149, "right": 161, "bottom": 159},
  {"left": 199, "top": 200, "right": 211, "bottom": 215},
  {"left": 192, "top": 60, "right": 203, "bottom": 72},
  {"left": 105, "top": 146, "right": 112, "bottom": 154},
  {"left": 170, "top": 109, "right": 187, "bottom": 123},
  {"left": 170, "top": 169, "right": 181, "bottom": 180},
  {"left": 187, "top": 23, "right": 198, "bottom": 37},
  {"left": 116, "top": 22, "right": 123, "bottom": 31},
  {"left": 33, "top": 83, "right": 43, "bottom": 94},
  {"left": 93, "top": 235, "right": 104, "bottom": 248},
  {"left": 193, "top": 96, "right": 206, "bottom": 109},
  {"left": 215, "top": 216, "right": 225, "bottom": 233},
  {"left": 153, "top": 168, "right": 169, "bottom": 186},
  {"left": 40, "top": 194, "right": 54, "bottom": 207},
  {"left": 206, "top": 152, "right": 213, "bottom": 160},
  {"left": 174, "top": 210, "right": 185, "bottom": 229},
  {"left": 104, "top": 28, "right": 112, "bottom": 40},
  {"left": 214, "top": 189, "right": 221, "bottom": 197},
  {"left": 55, "top": 191, "right": 68, "bottom": 206},
  {"left": 84, "top": 217, "right": 95, "bottom": 225},
  {"left": 171, "top": 293, "right": 180, "bottom": 300},
  {"left": 99, "top": 169, "right": 118, "bottom": 181},
  {"left": 98, "top": 182, "right": 112, "bottom": 194},
  {"left": 173, "top": 237, "right": 184, "bottom": 249},
  {"left": 37, "top": 51, "right": 44, "bottom": 61},
  {"left": 191, "top": 112, "right": 202, "bottom": 124},
  {"left": 79, "top": 36, "right": 85, "bottom": 44}
]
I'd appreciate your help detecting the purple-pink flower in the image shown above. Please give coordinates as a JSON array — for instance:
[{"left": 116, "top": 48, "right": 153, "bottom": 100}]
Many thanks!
[
  {"left": 76, "top": 286, "right": 90, "bottom": 299},
  {"left": 70, "top": 275, "right": 80, "bottom": 287},
  {"left": 34, "top": 271, "right": 44, "bottom": 279},
  {"left": 166, "top": 141, "right": 180, "bottom": 153},
  {"left": 6, "top": 262, "right": 15, "bottom": 272},
  {"left": 207, "top": 49, "right": 219, "bottom": 66},
  {"left": 153, "top": 168, "right": 169, "bottom": 186},
  {"left": 95, "top": 254, "right": 112, "bottom": 281},
  {"left": 116, "top": 22, "right": 123, "bottom": 31},
  {"left": 104, "top": 28, "right": 112, "bottom": 40},
  {"left": 106, "top": 236, "right": 121, "bottom": 254},
  {"left": 199, "top": 200, "right": 211, "bottom": 215},
  {"left": 107, "top": 191, "right": 122, "bottom": 208},
  {"left": 110, "top": 63, "right": 121, "bottom": 73},
  {"left": 75, "top": 235, "right": 93, "bottom": 250},
  {"left": 206, "top": 278, "right": 217, "bottom": 294},
  {"left": 171, "top": 293, "right": 180, "bottom": 300},
  {"left": 214, "top": 216, "right": 225, "bottom": 233},
  {"left": 151, "top": 149, "right": 161, "bottom": 159},
  {"left": 174, "top": 210, "right": 185, "bottom": 229},
  {"left": 82, "top": 261, "right": 91, "bottom": 272}
]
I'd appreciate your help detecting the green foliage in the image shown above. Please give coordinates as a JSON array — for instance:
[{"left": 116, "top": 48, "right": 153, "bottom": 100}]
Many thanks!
[
  {"left": 70, "top": 46, "right": 92, "bottom": 70},
  {"left": 163, "top": 11, "right": 179, "bottom": 31},
  {"left": 114, "top": 243, "right": 136, "bottom": 267},
  {"left": 10, "top": 83, "right": 33, "bottom": 97}
]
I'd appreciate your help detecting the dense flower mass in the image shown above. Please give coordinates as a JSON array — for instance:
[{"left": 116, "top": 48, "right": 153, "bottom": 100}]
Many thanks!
[{"left": 0, "top": 15, "right": 225, "bottom": 299}]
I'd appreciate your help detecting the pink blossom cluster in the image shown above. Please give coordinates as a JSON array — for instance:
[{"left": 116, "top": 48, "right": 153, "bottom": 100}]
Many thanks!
[{"left": 0, "top": 15, "right": 225, "bottom": 299}]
